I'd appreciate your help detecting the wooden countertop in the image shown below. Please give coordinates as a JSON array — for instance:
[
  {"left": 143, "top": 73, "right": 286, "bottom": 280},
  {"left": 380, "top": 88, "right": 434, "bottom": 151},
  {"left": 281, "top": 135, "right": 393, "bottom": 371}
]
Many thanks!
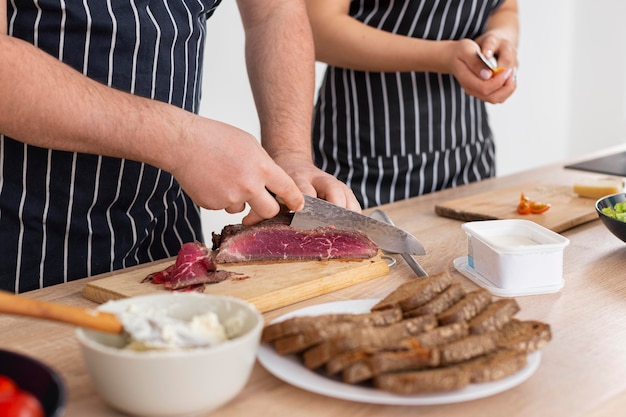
[{"left": 2, "top": 146, "right": 626, "bottom": 417}]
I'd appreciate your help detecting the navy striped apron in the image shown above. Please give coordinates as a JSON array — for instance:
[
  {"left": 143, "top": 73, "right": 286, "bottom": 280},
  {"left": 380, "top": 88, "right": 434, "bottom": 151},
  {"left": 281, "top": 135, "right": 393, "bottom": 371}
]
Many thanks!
[
  {"left": 312, "top": 0, "right": 504, "bottom": 209},
  {"left": 1, "top": 0, "right": 222, "bottom": 292}
]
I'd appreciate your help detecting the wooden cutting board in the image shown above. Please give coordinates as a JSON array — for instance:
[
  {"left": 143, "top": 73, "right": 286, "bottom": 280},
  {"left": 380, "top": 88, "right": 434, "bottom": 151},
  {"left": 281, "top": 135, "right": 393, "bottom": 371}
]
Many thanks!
[
  {"left": 434, "top": 183, "right": 599, "bottom": 233},
  {"left": 82, "top": 253, "right": 389, "bottom": 313}
]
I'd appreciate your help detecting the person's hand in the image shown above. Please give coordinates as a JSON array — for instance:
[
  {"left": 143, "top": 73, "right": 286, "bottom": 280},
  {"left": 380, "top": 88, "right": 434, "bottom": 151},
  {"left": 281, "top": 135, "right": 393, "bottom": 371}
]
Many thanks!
[
  {"left": 475, "top": 30, "right": 518, "bottom": 76},
  {"left": 449, "top": 37, "right": 517, "bottom": 104},
  {"left": 272, "top": 151, "right": 363, "bottom": 211},
  {"left": 167, "top": 116, "right": 304, "bottom": 226}
]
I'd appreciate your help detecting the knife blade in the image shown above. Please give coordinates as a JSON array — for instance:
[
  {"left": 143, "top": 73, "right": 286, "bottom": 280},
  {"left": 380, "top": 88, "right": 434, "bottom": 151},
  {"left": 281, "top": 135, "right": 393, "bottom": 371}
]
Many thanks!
[
  {"left": 476, "top": 50, "right": 504, "bottom": 74},
  {"left": 289, "top": 195, "right": 426, "bottom": 255}
]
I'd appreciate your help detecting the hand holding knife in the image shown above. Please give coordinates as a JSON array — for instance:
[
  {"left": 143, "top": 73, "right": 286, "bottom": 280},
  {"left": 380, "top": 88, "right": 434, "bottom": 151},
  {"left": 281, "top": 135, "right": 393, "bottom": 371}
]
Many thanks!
[{"left": 476, "top": 50, "right": 505, "bottom": 75}]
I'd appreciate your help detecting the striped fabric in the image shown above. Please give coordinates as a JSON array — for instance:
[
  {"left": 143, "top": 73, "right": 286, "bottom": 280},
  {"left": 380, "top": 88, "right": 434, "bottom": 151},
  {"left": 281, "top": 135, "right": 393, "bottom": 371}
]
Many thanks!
[
  {"left": 1, "top": 0, "right": 222, "bottom": 293},
  {"left": 312, "top": 0, "right": 503, "bottom": 209}
]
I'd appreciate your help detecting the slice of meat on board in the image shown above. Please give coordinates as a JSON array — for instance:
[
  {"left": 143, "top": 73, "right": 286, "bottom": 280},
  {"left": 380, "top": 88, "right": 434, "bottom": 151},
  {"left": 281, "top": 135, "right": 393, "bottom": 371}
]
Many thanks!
[
  {"left": 213, "top": 223, "right": 378, "bottom": 263},
  {"left": 142, "top": 241, "right": 239, "bottom": 291}
]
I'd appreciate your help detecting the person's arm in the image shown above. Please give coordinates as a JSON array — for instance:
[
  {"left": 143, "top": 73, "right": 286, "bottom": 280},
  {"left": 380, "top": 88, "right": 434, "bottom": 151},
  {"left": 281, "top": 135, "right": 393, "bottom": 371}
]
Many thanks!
[
  {"left": 0, "top": 33, "right": 303, "bottom": 222},
  {"left": 304, "top": 0, "right": 457, "bottom": 73},
  {"left": 0, "top": 1, "right": 6, "bottom": 35},
  {"left": 237, "top": 0, "right": 361, "bottom": 216},
  {"left": 476, "top": 0, "right": 519, "bottom": 69},
  {"left": 305, "top": 0, "right": 517, "bottom": 103}
]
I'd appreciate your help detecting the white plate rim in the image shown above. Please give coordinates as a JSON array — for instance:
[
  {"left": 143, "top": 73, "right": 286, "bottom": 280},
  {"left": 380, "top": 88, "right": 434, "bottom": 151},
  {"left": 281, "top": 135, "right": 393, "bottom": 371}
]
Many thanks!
[{"left": 257, "top": 299, "right": 541, "bottom": 405}]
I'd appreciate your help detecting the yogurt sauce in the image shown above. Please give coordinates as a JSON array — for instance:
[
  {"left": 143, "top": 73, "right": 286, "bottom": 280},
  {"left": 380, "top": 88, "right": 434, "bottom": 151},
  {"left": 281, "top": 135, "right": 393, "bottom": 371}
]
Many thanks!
[
  {"left": 486, "top": 235, "right": 540, "bottom": 247},
  {"left": 118, "top": 305, "right": 229, "bottom": 350}
]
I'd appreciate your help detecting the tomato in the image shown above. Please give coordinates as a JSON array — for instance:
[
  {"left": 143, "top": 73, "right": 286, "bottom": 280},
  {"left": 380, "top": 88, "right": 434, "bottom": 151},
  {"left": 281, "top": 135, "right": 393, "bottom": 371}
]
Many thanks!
[
  {"left": 0, "top": 376, "right": 44, "bottom": 417},
  {"left": 530, "top": 201, "right": 551, "bottom": 214},
  {"left": 0, "top": 376, "right": 18, "bottom": 400},
  {"left": 516, "top": 192, "right": 551, "bottom": 215},
  {"left": 517, "top": 199, "right": 531, "bottom": 214},
  {"left": 0, "top": 391, "right": 44, "bottom": 417}
]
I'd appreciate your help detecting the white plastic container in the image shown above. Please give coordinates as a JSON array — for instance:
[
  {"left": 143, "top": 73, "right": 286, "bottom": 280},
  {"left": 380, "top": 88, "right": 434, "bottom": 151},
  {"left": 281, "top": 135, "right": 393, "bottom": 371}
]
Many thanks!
[{"left": 457, "top": 219, "right": 569, "bottom": 296}]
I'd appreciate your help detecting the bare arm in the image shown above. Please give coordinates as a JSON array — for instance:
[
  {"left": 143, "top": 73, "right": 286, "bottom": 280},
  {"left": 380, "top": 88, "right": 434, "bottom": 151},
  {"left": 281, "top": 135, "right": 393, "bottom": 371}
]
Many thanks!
[
  {"left": 305, "top": 0, "right": 518, "bottom": 103},
  {"left": 0, "top": 33, "right": 304, "bottom": 221},
  {"left": 476, "top": 0, "right": 519, "bottom": 68},
  {"left": 0, "top": 1, "right": 6, "bottom": 34},
  {"left": 304, "top": 0, "right": 456, "bottom": 73},
  {"left": 237, "top": 0, "right": 361, "bottom": 215}
]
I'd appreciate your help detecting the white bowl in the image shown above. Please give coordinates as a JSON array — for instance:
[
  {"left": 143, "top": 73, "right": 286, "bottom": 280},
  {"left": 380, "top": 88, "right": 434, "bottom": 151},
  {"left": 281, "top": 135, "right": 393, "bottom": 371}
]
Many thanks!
[
  {"left": 460, "top": 219, "right": 570, "bottom": 294},
  {"left": 76, "top": 293, "right": 263, "bottom": 417}
]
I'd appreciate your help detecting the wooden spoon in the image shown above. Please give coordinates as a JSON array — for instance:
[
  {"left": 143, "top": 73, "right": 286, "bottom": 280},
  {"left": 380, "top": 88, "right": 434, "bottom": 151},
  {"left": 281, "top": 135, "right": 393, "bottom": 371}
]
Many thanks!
[
  {"left": 0, "top": 291, "right": 220, "bottom": 348},
  {"left": 0, "top": 291, "right": 123, "bottom": 334}
]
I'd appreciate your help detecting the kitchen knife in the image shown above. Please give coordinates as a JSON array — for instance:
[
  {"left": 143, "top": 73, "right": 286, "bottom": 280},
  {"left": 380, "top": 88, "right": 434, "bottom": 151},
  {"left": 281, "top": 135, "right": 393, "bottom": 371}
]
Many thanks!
[
  {"left": 290, "top": 194, "right": 426, "bottom": 256},
  {"left": 476, "top": 50, "right": 504, "bottom": 74}
]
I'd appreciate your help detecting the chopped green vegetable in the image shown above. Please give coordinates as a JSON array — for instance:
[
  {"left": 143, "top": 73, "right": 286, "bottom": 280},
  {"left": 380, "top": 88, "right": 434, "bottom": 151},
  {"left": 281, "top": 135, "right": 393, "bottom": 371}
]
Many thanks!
[{"left": 602, "top": 201, "right": 626, "bottom": 222}]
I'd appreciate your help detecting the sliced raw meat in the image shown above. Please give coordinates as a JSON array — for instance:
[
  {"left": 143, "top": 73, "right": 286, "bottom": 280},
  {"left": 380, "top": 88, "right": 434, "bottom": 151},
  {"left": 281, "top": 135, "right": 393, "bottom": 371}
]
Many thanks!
[
  {"left": 142, "top": 241, "right": 236, "bottom": 291},
  {"left": 213, "top": 223, "right": 378, "bottom": 263},
  {"left": 144, "top": 265, "right": 175, "bottom": 285},
  {"left": 165, "top": 269, "right": 237, "bottom": 290}
]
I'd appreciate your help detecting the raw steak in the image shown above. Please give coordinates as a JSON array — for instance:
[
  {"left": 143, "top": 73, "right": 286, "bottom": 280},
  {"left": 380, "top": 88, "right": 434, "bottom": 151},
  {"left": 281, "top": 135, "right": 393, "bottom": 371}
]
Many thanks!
[
  {"left": 213, "top": 223, "right": 379, "bottom": 263},
  {"left": 142, "top": 241, "right": 237, "bottom": 291}
]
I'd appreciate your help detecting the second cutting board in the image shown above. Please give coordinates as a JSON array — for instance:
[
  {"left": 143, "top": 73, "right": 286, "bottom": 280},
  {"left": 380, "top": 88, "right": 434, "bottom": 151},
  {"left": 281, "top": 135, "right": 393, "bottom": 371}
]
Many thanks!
[
  {"left": 434, "top": 183, "right": 598, "bottom": 233},
  {"left": 82, "top": 253, "right": 390, "bottom": 313}
]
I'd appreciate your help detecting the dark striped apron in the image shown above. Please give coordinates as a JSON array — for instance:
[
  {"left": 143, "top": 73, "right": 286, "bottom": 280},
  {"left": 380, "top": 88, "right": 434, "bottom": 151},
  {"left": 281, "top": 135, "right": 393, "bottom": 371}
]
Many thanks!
[
  {"left": 1, "top": 0, "right": 222, "bottom": 292},
  {"left": 312, "top": 0, "right": 504, "bottom": 208}
]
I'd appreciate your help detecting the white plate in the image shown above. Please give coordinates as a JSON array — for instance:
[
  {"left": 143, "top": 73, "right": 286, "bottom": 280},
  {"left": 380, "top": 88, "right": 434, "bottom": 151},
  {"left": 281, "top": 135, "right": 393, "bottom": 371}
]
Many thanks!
[
  {"left": 454, "top": 257, "right": 564, "bottom": 297},
  {"left": 257, "top": 299, "right": 541, "bottom": 405}
]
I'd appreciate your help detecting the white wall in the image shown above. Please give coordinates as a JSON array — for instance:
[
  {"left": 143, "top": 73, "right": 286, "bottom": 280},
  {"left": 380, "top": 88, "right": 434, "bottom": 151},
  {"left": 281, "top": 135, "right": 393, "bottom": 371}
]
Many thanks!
[
  {"left": 566, "top": 1, "right": 626, "bottom": 156},
  {"left": 198, "top": 0, "right": 626, "bottom": 238},
  {"left": 488, "top": 0, "right": 626, "bottom": 173},
  {"left": 486, "top": 1, "right": 575, "bottom": 174}
]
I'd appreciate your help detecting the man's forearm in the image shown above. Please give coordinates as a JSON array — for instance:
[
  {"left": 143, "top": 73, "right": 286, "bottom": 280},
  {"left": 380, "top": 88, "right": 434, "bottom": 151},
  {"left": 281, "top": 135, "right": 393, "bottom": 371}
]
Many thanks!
[
  {"left": 237, "top": 0, "right": 316, "bottom": 160},
  {"left": 0, "top": 1, "right": 6, "bottom": 35},
  {"left": 0, "top": 34, "right": 191, "bottom": 174}
]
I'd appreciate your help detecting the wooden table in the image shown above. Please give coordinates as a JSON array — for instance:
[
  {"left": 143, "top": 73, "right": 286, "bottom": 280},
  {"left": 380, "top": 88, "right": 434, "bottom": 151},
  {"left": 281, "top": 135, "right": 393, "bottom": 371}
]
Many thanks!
[{"left": 2, "top": 147, "right": 626, "bottom": 417}]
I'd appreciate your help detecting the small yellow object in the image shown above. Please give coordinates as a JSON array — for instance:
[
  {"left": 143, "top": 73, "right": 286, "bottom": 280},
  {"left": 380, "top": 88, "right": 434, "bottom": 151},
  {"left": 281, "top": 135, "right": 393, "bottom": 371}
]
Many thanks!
[{"left": 573, "top": 177, "right": 625, "bottom": 199}]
